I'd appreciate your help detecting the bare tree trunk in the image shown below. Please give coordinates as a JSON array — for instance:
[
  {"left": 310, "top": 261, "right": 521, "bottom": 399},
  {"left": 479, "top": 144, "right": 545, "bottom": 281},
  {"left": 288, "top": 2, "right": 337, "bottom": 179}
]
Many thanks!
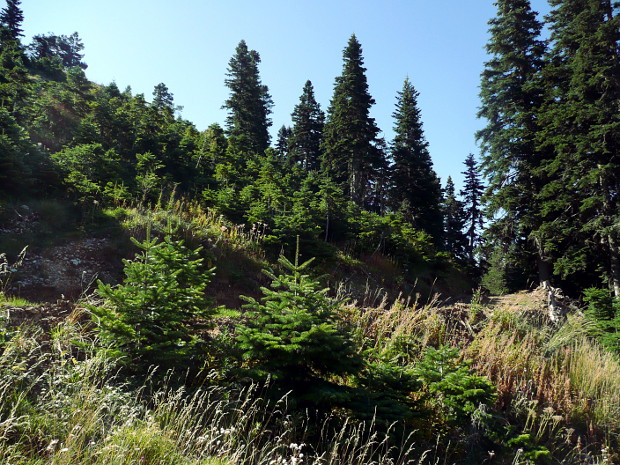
[
  {"left": 537, "top": 258, "right": 552, "bottom": 289},
  {"left": 324, "top": 209, "right": 330, "bottom": 242},
  {"left": 608, "top": 235, "right": 620, "bottom": 297},
  {"left": 533, "top": 235, "right": 552, "bottom": 288}
]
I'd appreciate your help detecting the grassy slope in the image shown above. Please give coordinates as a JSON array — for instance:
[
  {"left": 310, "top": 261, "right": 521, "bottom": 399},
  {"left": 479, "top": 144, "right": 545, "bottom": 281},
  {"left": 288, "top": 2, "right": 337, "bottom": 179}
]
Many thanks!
[
  {"left": 0, "top": 196, "right": 469, "bottom": 305},
  {"left": 2, "top": 199, "right": 620, "bottom": 463},
  {"left": 2, "top": 289, "right": 620, "bottom": 464}
]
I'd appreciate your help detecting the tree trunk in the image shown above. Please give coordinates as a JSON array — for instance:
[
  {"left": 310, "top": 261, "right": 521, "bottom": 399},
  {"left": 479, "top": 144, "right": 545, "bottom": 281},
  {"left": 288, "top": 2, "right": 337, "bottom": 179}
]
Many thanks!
[
  {"left": 532, "top": 235, "right": 552, "bottom": 288},
  {"left": 324, "top": 208, "right": 330, "bottom": 242},
  {"left": 537, "top": 258, "right": 552, "bottom": 289},
  {"left": 608, "top": 235, "right": 620, "bottom": 297}
]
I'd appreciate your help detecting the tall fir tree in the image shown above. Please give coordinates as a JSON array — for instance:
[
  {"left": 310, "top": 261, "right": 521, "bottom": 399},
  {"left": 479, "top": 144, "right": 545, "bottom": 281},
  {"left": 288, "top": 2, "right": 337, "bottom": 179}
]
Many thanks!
[
  {"left": 0, "top": 0, "right": 23, "bottom": 44},
  {"left": 460, "top": 154, "right": 485, "bottom": 263},
  {"left": 389, "top": 77, "right": 443, "bottom": 242},
  {"left": 289, "top": 80, "right": 325, "bottom": 171},
  {"left": 477, "top": 0, "right": 551, "bottom": 284},
  {"left": 321, "top": 34, "right": 386, "bottom": 208},
  {"left": 443, "top": 176, "right": 468, "bottom": 262},
  {"left": 151, "top": 82, "right": 175, "bottom": 124},
  {"left": 223, "top": 40, "right": 273, "bottom": 155},
  {"left": 0, "top": 36, "right": 27, "bottom": 115},
  {"left": 152, "top": 82, "right": 174, "bottom": 111},
  {"left": 539, "top": 0, "right": 620, "bottom": 294},
  {"left": 275, "top": 124, "right": 291, "bottom": 159}
]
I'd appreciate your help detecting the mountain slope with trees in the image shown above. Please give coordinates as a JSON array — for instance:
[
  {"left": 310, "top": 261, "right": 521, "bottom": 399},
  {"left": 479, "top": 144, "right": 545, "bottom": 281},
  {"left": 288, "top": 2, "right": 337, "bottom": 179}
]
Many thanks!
[{"left": 2, "top": 0, "right": 620, "bottom": 463}]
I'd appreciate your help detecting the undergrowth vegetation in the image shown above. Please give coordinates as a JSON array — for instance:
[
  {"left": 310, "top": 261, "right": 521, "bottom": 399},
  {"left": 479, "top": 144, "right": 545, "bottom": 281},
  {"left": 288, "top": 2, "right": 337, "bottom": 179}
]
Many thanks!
[
  {"left": 0, "top": 310, "right": 426, "bottom": 465},
  {"left": 3, "top": 250, "right": 620, "bottom": 464}
]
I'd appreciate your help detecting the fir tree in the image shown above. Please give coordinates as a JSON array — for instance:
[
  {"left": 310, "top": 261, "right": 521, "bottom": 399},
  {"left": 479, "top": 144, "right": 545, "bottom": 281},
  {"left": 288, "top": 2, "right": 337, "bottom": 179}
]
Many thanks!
[
  {"left": 197, "top": 123, "right": 228, "bottom": 170},
  {"left": 414, "top": 345, "right": 496, "bottom": 427},
  {"left": 322, "top": 34, "right": 386, "bottom": 208},
  {"left": 151, "top": 82, "right": 174, "bottom": 121},
  {"left": 0, "top": 107, "right": 41, "bottom": 194},
  {"left": 93, "top": 234, "right": 214, "bottom": 370},
  {"left": 275, "top": 124, "right": 291, "bottom": 159},
  {"left": 236, "top": 244, "right": 361, "bottom": 408},
  {"left": 443, "top": 176, "right": 468, "bottom": 262},
  {"left": 0, "top": 38, "right": 27, "bottom": 115},
  {"left": 0, "top": 0, "right": 24, "bottom": 43},
  {"left": 460, "top": 154, "right": 485, "bottom": 263},
  {"left": 223, "top": 40, "right": 273, "bottom": 155},
  {"left": 390, "top": 77, "right": 443, "bottom": 242},
  {"left": 289, "top": 80, "right": 325, "bottom": 171},
  {"left": 28, "top": 32, "right": 87, "bottom": 70},
  {"left": 477, "top": 0, "right": 550, "bottom": 285},
  {"left": 56, "top": 32, "right": 86, "bottom": 69},
  {"left": 539, "top": 0, "right": 620, "bottom": 294}
]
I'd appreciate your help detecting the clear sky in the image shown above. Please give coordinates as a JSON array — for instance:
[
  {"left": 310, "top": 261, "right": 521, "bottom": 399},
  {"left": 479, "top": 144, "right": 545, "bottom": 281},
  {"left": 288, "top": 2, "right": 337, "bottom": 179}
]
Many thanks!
[{"left": 20, "top": 0, "right": 551, "bottom": 189}]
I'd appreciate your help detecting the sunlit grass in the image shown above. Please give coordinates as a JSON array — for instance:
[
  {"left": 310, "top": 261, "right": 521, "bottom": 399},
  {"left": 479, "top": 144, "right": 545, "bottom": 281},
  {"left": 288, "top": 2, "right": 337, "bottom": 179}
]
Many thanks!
[
  {"left": 0, "top": 308, "right": 430, "bottom": 465},
  {"left": 2, "top": 269, "right": 619, "bottom": 464},
  {"left": 102, "top": 194, "right": 267, "bottom": 258},
  {"left": 0, "top": 295, "right": 37, "bottom": 307}
]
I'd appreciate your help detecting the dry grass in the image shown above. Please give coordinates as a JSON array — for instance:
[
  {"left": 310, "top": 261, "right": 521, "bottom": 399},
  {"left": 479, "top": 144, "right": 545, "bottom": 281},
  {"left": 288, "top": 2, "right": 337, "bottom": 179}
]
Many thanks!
[
  {"left": 0, "top": 308, "right": 437, "bottom": 465},
  {"left": 105, "top": 194, "right": 267, "bottom": 258},
  {"left": 342, "top": 288, "right": 620, "bottom": 463}
]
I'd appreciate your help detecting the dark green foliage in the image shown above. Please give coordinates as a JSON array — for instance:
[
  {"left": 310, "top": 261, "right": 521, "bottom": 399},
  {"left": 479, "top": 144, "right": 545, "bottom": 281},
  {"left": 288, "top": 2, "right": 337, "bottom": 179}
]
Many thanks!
[
  {"left": 0, "top": 0, "right": 23, "bottom": 42},
  {"left": 443, "top": 177, "right": 468, "bottom": 262},
  {"left": 506, "top": 434, "right": 551, "bottom": 462},
  {"left": 350, "top": 209, "right": 443, "bottom": 270},
  {"left": 151, "top": 82, "right": 176, "bottom": 132},
  {"left": 389, "top": 77, "right": 443, "bottom": 242},
  {"left": 480, "top": 244, "right": 510, "bottom": 295},
  {"left": 0, "top": 38, "right": 28, "bottom": 115},
  {"left": 289, "top": 80, "right": 325, "bottom": 171},
  {"left": 236, "top": 248, "right": 362, "bottom": 408},
  {"left": 26, "top": 67, "right": 93, "bottom": 152},
  {"left": 583, "top": 287, "right": 620, "bottom": 353},
  {"left": 414, "top": 345, "right": 496, "bottom": 427},
  {"left": 477, "top": 0, "right": 551, "bottom": 286},
  {"left": 135, "top": 151, "right": 163, "bottom": 202},
  {"left": 0, "top": 107, "right": 44, "bottom": 194},
  {"left": 352, "top": 360, "right": 420, "bottom": 422},
  {"left": 322, "top": 35, "right": 387, "bottom": 208},
  {"left": 93, "top": 234, "right": 214, "bottom": 370},
  {"left": 538, "top": 0, "right": 620, "bottom": 294},
  {"left": 27, "top": 32, "right": 87, "bottom": 70},
  {"left": 51, "top": 143, "right": 124, "bottom": 202},
  {"left": 198, "top": 123, "right": 228, "bottom": 172},
  {"left": 275, "top": 124, "right": 291, "bottom": 159},
  {"left": 460, "top": 154, "right": 484, "bottom": 263},
  {"left": 223, "top": 40, "right": 273, "bottom": 155},
  {"left": 152, "top": 82, "right": 174, "bottom": 110}
]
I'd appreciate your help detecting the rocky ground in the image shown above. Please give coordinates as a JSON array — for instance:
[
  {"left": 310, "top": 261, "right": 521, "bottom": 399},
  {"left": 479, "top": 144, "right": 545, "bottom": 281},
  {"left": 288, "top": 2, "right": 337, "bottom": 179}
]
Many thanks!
[{"left": 1, "top": 204, "right": 123, "bottom": 302}]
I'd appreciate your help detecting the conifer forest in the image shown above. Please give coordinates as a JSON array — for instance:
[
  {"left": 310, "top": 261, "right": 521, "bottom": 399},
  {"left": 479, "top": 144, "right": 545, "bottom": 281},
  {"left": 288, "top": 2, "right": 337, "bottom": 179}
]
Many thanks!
[{"left": 1, "top": 0, "right": 620, "bottom": 463}]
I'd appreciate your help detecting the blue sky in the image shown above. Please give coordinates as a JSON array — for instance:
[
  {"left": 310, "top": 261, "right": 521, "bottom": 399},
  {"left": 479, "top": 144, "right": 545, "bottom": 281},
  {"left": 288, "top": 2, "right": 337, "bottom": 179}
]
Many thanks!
[{"left": 21, "top": 0, "right": 551, "bottom": 189}]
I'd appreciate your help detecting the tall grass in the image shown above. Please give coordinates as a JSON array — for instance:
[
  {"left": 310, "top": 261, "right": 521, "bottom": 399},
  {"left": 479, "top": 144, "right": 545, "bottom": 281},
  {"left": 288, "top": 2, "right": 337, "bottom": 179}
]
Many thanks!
[
  {"left": 104, "top": 194, "right": 267, "bottom": 258},
  {"left": 0, "top": 309, "right": 435, "bottom": 465},
  {"left": 343, "top": 293, "right": 620, "bottom": 463}
]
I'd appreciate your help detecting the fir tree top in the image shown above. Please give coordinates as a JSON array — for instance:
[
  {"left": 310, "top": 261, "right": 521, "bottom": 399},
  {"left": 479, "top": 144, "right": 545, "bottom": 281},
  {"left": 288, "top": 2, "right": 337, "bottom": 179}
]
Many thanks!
[
  {"left": 0, "top": 0, "right": 24, "bottom": 43},
  {"left": 223, "top": 40, "right": 273, "bottom": 154}
]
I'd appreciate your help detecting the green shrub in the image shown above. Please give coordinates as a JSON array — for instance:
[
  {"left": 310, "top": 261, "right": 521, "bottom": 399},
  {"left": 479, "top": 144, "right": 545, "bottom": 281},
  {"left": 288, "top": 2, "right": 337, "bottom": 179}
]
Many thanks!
[
  {"left": 236, "top": 247, "right": 362, "bottom": 409},
  {"left": 414, "top": 345, "right": 496, "bottom": 428},
  {"left": 583, "top": 287, "right": 620, "bottom": 353},
  {"left": 52, "top": 143, "right": 126, "bottom": 202},
  {"left": 92, "top": 234, "right": 214, "bottom": 370}
]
